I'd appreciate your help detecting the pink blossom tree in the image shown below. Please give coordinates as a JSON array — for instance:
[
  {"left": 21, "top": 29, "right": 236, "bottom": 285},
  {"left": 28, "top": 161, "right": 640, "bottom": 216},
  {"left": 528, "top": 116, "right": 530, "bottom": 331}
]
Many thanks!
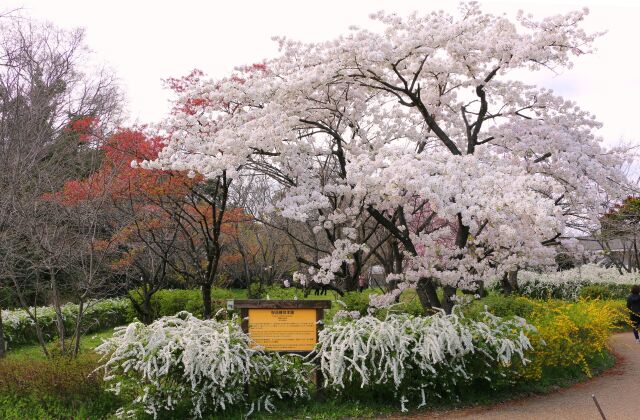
[{"left": 147, "top": 3, "right": 629, "bottom": 312}]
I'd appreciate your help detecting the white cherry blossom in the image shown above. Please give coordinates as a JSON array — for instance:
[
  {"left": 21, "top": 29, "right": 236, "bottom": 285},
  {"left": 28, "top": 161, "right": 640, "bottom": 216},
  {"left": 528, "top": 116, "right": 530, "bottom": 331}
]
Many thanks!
[{"left": 147, "top": 3, "right": 629, "bottom": 311}]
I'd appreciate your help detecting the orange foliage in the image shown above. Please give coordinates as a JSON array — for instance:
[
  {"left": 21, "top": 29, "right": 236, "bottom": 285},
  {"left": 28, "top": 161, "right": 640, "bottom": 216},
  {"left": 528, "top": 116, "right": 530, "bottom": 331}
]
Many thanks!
[
  {"left": 53, "top": 127, "right": 252, "bottom": 274},
  {"left": 64, "top": 116, "right": 100, "bottom": 143},
  {"left": 51, "top": 128, "right": 196, "bottom": 206}
]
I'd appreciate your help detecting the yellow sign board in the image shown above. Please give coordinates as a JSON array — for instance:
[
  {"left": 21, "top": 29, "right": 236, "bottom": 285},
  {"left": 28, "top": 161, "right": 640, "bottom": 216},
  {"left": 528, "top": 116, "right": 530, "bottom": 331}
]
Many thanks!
[{"left": 248, "top": 308, "right": 317, "bottom": 351}]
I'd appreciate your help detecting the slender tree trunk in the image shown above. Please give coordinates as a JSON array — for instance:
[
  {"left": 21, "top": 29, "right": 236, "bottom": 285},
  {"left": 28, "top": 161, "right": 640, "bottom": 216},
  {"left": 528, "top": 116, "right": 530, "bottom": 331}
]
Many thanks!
[
  {"left": 441, "top": 285, "right": 457, "bottom": 314},
  {"left": 343, "top": 262, "right": 358, "bottom": 292},
  {"left": 500, "top": 270, "right": 519, "bottom": 295},
  {"left": 235, "top": 236, "right": 251, "bottom": 286},
  {"left": 50, "top": 268, "right": 66, "bottom": 354},
  {"left": 344, "top": 279, "right": 358, "bottom": 292},
  {"left": 128, "top": 292, "right": 144, "bottom": 322},
  {"left": 440, "top": 213, "right": 471, "bottom": 314},
  {"left": 128, "top": 284, "right": 155, "bottom": 324},
  {"left": 33, "top": 317, "right": 49, "bottom": 358},
  {"left": 500, "top": 272, "right": 513, "bottom": 294},
  {"left": 0, "top": 302, "right": 5, "bottom": 358},
  {"left": 416, "top": 277, "right": 441, "bottom": 311},
  {"left": 11, "top": 276, "right": 49, "bottom": 357},
  {"left": 388, "top": 241, "right": 404, "bottom": 294},
  {"left": 72, "top": 300, "right": 84, "bottom": 358},
  {"left": 462, "top": 280, "right": 486, "bottom": 297},
  {"left": 633, "top": 236, "right": 640, "bottom": 272},
  {"left": 202, "top": 283, "right": 212, "bottom": 319},
  {"left": 142, "top": 293, "right": 153, "bottom": 324},
  {"left": 508, "top": 270, "right": 518, "bottom": 293}
]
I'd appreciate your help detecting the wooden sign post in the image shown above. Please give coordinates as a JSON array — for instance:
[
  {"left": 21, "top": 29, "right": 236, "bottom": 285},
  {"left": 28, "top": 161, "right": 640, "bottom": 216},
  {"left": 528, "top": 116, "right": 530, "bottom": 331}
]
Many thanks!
[
  {"left": 231, "top": 300, "right": 331, "bottom": 353},
  {"left": 230, "top": 299, "right": 332, "bottom": 395}
]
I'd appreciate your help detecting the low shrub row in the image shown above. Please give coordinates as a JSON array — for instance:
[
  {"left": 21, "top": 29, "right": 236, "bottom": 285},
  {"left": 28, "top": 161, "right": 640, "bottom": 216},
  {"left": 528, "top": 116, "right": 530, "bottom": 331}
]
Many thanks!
[
  {"left": 0, "top": 351, "right": 122, "bottom": 419},
  {"left": 580, "top": 283, "right": 635, "bottom": 300},
  {"left": 490, "top": 278, "right": 636, "bottom": 301},
  {"left": 2, "top": 287, "right": 368, "bottom": 350},
  {"left": 96, "top": 312, "right": 311, "bottom": 418},
  {"left": 128, "top": 286, "right": 379, "bottom": 322},
  {"left": 0, "top": 353, "right": 103, "bottom": 399},
  {"left": 317, "top": 311, "right": 533, "bottom": 411},
  {"left": 1, "top": 294, "right": 624, "bottom": 419},
  {"left": 129, "top": 287, "right": 317, "bottom": 321},
  {"left": 96, "top": 309, "right": 535, "bottom": 418},
  {"left": 465, "top": 296, "right": 627, "bottom": 377},
  {"left": 519, "top": 264, "right": 640, "bottom": 286},
  {"left": 1, "top": 299, "right": 134, "bottom": 349}
]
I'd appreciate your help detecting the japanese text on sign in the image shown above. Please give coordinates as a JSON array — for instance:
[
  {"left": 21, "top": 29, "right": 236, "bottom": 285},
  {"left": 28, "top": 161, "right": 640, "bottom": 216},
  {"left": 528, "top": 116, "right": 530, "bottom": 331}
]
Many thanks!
[{"left": 248, "top": 308, "right": 317, "bottom": 351}]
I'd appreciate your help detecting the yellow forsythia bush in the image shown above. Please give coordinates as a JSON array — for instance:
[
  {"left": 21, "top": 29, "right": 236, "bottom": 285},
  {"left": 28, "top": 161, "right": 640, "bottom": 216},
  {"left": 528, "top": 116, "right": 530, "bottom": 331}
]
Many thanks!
[{"left": 523, "top": 298, "right": 624, "bottom": 379}]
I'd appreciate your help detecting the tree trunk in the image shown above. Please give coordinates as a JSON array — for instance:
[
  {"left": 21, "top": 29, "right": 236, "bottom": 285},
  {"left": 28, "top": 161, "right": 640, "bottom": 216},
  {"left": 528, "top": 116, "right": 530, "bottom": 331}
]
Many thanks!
[
  {"left": 11, "top": 276, "right": 49, "bottom": 357},
  {"left": 33, "top": 319, "right": 50, "bottom": 358},
  {"left": 71, "top": 300, "right": 84, "bottom": 358},
  {"left": 416, "top": 277, "right": 441, "bottom": 312},
  {"left": 202, "top": 283, "right": 212, "bottom": 319},
  {"left": 633, "top": 236, "right": 640, "bottom": 272},
  {"left": 442, "top": 213, "right": 469, "bottom": 314},
  {"left": 462, "top": 280, "right": 486, "bottom": 298},
  {"left": 441, "top": 285, "right": 457, "bottom": 314},
  {"left": 142, "top": 293, "right": 153, "bottom": 324},
  {"left": 0, "top": 303, "right": 5, "bottom": 358},
  {"left": 343, "top": 274, "right": 358, "bottom": 292},
  {"left": 500, "top": 270, "right": 519, "bottom": 295},
  {"left": 50, "top": 268, "right": 66, "bottom": 354},
  {"left": 129, "top": 287, "right": 155, "bottom": 324}
]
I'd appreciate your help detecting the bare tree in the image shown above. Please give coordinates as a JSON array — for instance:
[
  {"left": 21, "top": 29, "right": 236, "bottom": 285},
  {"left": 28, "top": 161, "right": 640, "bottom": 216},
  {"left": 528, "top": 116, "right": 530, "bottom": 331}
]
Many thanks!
[
  {"left": 114, "top": 199, "right": 181, "bottom": 324},
  {"left": 0, "top": 15, "right": 121, "bottom": 356}
]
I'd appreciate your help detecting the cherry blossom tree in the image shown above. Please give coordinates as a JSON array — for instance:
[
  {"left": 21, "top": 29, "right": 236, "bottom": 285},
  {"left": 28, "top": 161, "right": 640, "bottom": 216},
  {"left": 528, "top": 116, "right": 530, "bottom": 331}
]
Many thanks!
[{"left": 148, "top": 3, "right": 629, "bottom": 312}]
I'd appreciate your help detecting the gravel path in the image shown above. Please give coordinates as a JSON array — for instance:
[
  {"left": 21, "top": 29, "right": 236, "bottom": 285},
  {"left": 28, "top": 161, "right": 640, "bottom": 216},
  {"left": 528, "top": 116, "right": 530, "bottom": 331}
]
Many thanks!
[{"left": 390, "top": 332, "right": 640, "bottom": 420}]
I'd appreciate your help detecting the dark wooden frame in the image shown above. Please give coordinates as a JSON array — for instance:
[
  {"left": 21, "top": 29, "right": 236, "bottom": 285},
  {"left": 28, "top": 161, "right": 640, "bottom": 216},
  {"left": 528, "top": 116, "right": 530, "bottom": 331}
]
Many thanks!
[
  {"left": 232, "top": 299, "right": 331, "bottom": 353},
  {"left": 231, "top": 299, "right": 331, "bottom": 394}
]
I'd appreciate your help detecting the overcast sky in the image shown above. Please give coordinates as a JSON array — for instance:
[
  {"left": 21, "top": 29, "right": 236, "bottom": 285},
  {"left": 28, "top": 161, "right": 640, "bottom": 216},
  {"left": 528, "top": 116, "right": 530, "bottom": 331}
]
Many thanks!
[{"left": 4, "top": 0, "right": 639, "bottom": 147}]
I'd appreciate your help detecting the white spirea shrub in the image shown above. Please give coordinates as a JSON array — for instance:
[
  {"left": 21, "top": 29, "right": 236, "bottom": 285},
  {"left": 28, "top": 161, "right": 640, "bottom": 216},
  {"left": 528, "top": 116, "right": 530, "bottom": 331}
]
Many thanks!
[
  {"left": 519, "top": 264, "right": 640, "bottom": 285},
  {"left": 96, "top": 312, "right": 310, "bottom": 418},
  {"left": 315, "top": 311, "right": 534, "bottom": 411},
  {"left": 486, "top": 264, "right": 640, "bottom": 300}
]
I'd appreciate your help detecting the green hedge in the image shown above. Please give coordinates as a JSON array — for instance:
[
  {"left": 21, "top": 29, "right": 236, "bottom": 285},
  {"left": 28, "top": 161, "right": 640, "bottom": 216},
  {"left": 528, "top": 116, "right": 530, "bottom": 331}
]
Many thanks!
[
  {"left": 463, "top": 295, "right": 536, "bottom": 319},
  {"left": 1, "top": 287, "right": 416, "bottom": 349},
  {"left": 129, "top": 286, "right": 368, "bottom": 322},
  {"left": 579, "top": 283, "right": 633, "bottom": 300},
  {"left": 128, "top": 288, "right": 245, "bottom": 320},
  {"left": 1, "top": 299, "right": 134, "bottom": 349}
]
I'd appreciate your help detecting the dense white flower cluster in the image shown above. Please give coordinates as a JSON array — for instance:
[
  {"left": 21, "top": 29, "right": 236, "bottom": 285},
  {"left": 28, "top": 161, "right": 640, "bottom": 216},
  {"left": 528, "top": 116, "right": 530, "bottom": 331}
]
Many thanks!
[
  {"left": 332, "top": 310, "right": 361, "bottom": 322},
  {"left": 482, "top": 264, "right": 640, "bottom": 300},
  {"left": 519, "top": 264, "right": 640, "bottom": 285},
  {"left": 517, "top": 279, "right": 584, "bottom": 301},
  {"left": 316, "top": 311, "right": 534, "bottom": 410},
  {"left": 146, "top": 3, "right": 628, "bottom": 300},
  {"left": 96, "top": 312, "right": 310, "bottom": 418}
]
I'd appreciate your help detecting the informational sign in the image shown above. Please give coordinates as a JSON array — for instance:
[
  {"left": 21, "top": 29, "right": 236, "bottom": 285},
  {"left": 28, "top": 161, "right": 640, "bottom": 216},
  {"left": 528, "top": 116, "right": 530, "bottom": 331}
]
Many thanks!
[{"left": 248, "top": 308, "right": 317, "bottom": 351}]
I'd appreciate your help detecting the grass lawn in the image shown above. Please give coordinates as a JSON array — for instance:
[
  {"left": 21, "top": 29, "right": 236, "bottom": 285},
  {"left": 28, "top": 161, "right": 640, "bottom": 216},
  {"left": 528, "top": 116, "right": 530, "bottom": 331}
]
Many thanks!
[
  {"left": 3, "top": 328, "right": 116, "bottom": 362},
  {"left": 0, "top": 327, "right": 122, "bottom": 420}
]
